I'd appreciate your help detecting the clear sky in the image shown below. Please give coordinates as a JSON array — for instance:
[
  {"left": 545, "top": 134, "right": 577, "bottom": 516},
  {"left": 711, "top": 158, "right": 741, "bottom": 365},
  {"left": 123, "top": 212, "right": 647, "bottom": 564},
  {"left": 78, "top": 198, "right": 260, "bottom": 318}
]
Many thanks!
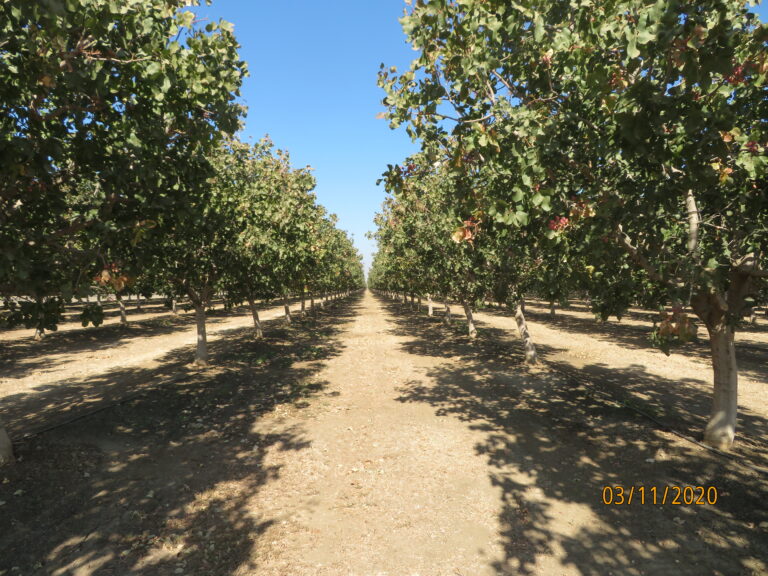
[
  {"left": 193, "top": 0, "right": 420, "bottom": 274},
  {"left": 194, "top": 1, "right": 768, "bottom": 275}
]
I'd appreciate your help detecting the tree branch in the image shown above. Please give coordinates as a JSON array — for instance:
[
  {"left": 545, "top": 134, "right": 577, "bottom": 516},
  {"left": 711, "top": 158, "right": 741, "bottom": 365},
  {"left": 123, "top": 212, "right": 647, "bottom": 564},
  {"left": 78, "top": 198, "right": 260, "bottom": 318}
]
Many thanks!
[
  {"left": 685, "top": 189, "right": 701, "bottom": 259},
  {"left": 735, "top": 253, "right": 768, "bottom": 278},
  {"left": 616, "top": 224, "right": 678, "bottom": 287}
]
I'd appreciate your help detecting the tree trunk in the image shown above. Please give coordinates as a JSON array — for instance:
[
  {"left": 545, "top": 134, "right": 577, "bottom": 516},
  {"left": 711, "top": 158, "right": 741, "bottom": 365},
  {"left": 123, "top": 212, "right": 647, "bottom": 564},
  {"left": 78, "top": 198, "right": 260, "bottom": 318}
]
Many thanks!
[
  {"left": 463, "top": 301, "right": 477, "bottom": 339},
  {"left": 417, "top": 295, "right": 422, "bottom": 312},
  {"left": 427, "top": 294, "right": 434, "bottom": 317},
  {"left": 248, "top": 297, "right": 263, "bottom": 338},
  {"left": 117, "top": 293, "right": 127, "bottom": 325},
  {"left": 301, "top": 292, "right": 306, "bottom": 317},
  {"left": 193, "top": 301, "right": 209, "bottom": 367},
  {"left": 283, "top": 295, "right": 292, "bottom": 324},
  {"left": 136, "top": 294, "right": 142, "bottom": 312},
  {"left": 514, "top": 300, "right": 538, "bottom": 364},
  {"left": 0, "top": 419, "right": 14, "bottom": 467},
  {"left": 172, "top": 298, "right": 178, "bottom": 314},
  {"left": 310, "top": 292, "right": 315, "bottom": 315},
  {"left": 549, "top": 300, "right": 556, "bottom": 317},
  {"left": 703, "top": 322, "right": 738, "bottom": 450},
  {"left": 444, "top": 302, "right": 452, "bottom": 325},
  {"left": 96, "top": 293, "right": 101, "bottom": 304}
]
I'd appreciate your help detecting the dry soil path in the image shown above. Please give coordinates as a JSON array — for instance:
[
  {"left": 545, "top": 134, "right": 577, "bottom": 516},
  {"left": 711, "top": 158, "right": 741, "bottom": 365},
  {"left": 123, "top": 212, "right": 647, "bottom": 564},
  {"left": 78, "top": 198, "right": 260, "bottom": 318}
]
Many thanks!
[
  {"left": 2, "top": 291, "right": 765, "bottom": 576},
  {"left": 249, "top": 290, "right": 508, "bottom": 575},
  {"left": 246, "top": 291, "right": 766, "bottom": 576}
]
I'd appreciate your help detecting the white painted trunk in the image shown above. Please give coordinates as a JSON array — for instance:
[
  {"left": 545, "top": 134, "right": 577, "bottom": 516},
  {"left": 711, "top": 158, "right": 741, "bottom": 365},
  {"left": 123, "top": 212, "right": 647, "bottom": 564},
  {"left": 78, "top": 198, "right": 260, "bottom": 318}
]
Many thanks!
[
  {"left": 0, "top": 420, "right": 13, "bottom": 467},
  {"left": 283, "top": 296, "right": 292, "bottom": 324},
  {"left": 117, "top": 294, "right": 127, "bottom": 325},
  {"left": 248, "top": 297, "right": 263, "bottom": 338},
  {"left": 463, "top": 302, "right": 477, "bottom": 339},
  {"left": 172, "top": 298, "right": 178, "bottom": 314},
  {"left": 444, "top": 303, "right": 452, "bottom": 325},
  {"left": 703, "top": 323, "right": 737, "bottom": 450},
  {"left": 301, "top": 293, "right": 306, "bottom": 316},
  {"left": 194, "top": 302, "right": 209, "bottom": 367},
  {"left": 514, "top": 301, "right": 538, "bottom": 364},
  {"left": 427, "top": 295, "right": 434, "bottom": 317}
]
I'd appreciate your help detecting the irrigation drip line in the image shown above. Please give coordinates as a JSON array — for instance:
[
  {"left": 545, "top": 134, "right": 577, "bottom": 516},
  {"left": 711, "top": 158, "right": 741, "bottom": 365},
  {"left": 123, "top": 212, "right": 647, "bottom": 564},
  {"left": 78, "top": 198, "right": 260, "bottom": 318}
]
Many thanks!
[
  {"left": 384, "top": 291, "right": 768, "bottom": 477},
  {"left": 13, "top": 372, "right": 193, "bottom": 444},
  {"left": 10, "top": 295, "right": 352, "bottom": 446},
  {"left": 545, "top": 361, "right": 768, "bottom": 477}
]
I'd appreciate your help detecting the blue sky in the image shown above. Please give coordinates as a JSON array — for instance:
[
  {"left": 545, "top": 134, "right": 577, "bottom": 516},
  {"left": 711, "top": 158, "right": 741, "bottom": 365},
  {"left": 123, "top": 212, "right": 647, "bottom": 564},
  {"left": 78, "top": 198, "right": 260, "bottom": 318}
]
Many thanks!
[
  {"left": 194, "top": 1, "right": 768, "bottom": 274},
  {"left": 193, "top": 0, "right": 419, "bottom": 273}
]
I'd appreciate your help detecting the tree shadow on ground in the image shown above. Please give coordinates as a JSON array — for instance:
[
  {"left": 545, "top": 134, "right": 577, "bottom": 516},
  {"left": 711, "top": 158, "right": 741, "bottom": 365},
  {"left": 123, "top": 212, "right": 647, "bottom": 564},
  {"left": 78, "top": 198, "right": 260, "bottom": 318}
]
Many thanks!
[
  {"left": 376, "top": 294, "right": 768, "bottom": 576},
  {"left": 0, "top": 294, "right": 363, "bottom": 576}
]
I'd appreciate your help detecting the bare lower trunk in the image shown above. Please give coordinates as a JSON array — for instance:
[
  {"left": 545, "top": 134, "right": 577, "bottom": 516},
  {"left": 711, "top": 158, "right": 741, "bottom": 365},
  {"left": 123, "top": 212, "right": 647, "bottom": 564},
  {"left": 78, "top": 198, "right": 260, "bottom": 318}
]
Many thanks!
[
  {"left": 703, "top": 323, "right": 738, "bottom": 450},
  {"left": 417, "top": 296, "right": 422, "bottom": 312},
  {"left": 0, "top": 419, "right": 13, "bottom": 467},
  {"left": 463, "top": 302, "right": 477, "bottom": 339},
  {"left": 193, "top": 302, "right": 208, "bottom": 367},
  {"left": 96, "top": 293, "right": 101, "bottom": 304},
  {"left": 248, "top": 297, "right": 263, "bottom": 338},
  {"left": 549, "top": 300, "right": 556, "bottom": 317},
  {"left": 117, "top": 293, "right": 127, "bottom": 325},
  {"left": 427, "top": 295, "right": 434, "bottom": 317},
  {"left": 310, "top": 292, "right": 315, "bottom": 315},
  {"left": 136, "top": 295, "right": 142, "bottom": 311},
  {"left": 514, "top": 300, "right": 538, "bottom": 364},
  {"left": 33, "top": 328, "right": 45, "bottom": 340},
  {"left": 172, "top": 298, "right": 178, "bottom": 314},
  {"left": 283, "top": 295, "right": 292, "bottom": 324},
  {"left": 301, "top": 292, "right": 306, "bottom": 316},
  {"left": 444, "top": 302, "right": 452, "bottom": 325}
]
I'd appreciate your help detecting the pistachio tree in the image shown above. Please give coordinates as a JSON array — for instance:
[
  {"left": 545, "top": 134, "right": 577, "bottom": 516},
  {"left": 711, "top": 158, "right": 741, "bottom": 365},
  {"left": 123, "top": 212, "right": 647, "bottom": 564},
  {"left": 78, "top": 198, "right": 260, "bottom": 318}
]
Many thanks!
[
  {"left": 379, "top": 0, "right": 767, "bottom": 449},
  {"left": 0, "top": 0, "right": 245, "bottom": 464}
]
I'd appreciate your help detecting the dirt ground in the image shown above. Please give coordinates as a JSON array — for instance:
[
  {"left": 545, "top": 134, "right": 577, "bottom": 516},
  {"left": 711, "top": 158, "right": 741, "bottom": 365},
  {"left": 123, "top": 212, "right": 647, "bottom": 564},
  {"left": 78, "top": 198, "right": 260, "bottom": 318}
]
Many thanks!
[{"left": 1, "top": 291, "right": 766, "bottom": 575}]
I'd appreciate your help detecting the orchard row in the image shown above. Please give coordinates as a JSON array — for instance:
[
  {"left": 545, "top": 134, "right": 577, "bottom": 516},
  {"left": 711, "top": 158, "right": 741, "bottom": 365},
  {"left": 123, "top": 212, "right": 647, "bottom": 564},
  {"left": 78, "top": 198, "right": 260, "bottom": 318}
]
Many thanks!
[
  {"left": 0, "top": 0, "right": 364, "bottom": 354},
  {"left": 369, "top": 0, "right": 767, "bottom": 451},
  {"left": 0, "top": 1, "right": 364, "bottom": 465}
]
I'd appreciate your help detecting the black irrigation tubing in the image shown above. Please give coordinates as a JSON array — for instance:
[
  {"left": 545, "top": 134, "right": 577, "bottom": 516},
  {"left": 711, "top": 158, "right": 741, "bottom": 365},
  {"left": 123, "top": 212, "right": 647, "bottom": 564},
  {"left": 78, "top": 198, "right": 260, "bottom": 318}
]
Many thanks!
[
  {"left": 387, "top": 294, "right": 768, "bottom": 478},
  {"left": 13, "top": 371, "right": 193, "bottom": 444},
  {"left": 10, "top": 294, "right": 356, "bottom": 446},
  {"left": 544, "top": 361, "right": 768, "bottom": 478}
]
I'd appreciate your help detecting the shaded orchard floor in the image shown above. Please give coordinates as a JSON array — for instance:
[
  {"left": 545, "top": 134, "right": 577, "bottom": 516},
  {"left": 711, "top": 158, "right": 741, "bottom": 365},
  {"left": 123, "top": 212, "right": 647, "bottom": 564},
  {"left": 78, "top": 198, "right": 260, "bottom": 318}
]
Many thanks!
[
  {"left": 379, "top": 295, "right": 767, "bottom": 575},
  {"left": 0, "top": 297, "right": 358, "bottom": 576},
  {"left": 1, "top": 291, "right": 766, "bottom": 575}
]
